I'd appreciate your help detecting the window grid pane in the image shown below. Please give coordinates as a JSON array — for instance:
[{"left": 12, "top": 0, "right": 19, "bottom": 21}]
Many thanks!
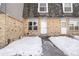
[
  {"left": 40, "top": 7, "right": 46, "bottom": 11},
  {"left": 63, "top": 3, "right": 73, "bottom": 13},
  {"left": 69, "top": 24, "right": 74, "bottom": 30},
  {"left": 38, "top": 3, "right": 48, "bottom": 13},
  {"left": 40, "top": 3, "right": 46, "bottom": 7},
  {"left": 64, "top": 7, "right": 71, "bottom": 12},
  {"left": 28, "top": 22, "right": 38, "bottom": 30}
]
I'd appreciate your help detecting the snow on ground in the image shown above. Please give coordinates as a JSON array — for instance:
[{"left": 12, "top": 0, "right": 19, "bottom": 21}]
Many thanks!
[
  {"left": 74, "top": 36, "right": 79, "bottom": 40},
  {"left": 0, "top": 36, "right": 42, "bottom": 56},
  {"left": 49, "top": 36, "right": 79, "bottom": 56}
]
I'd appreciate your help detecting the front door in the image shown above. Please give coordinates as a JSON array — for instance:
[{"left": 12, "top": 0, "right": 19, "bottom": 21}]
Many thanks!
[
  {"left": 61, "top": 18, "right": 67, "bottom": 34},
  {"left": 41, "top": 17, "right": 47, "bottom": 34}
]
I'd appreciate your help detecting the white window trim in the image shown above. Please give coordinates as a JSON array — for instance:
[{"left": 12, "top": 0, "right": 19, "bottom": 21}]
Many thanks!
[
  {"left": 63, "top": 3, "right": 73, "bottom": 13},
  {"left": 29, "top": 18, "right": 38, "bottom": 30},
  {"left": 38, "top": 3, "right": 48, "bottom": 13},
  {"left": 29, "top": 21, "right": 38, "bottom": 30}
]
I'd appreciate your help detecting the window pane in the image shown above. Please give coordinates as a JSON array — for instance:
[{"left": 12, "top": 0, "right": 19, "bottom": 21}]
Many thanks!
[
  {"left": 65, "top": 7, "right": 71, "bottom": 12},
  {"left": 64, "top": 3, "right": 71, "bottom": 7},
  {"left": 40, "top": 3, "right": 46, "bottom": 7},
  {"left": 28, "top": 22, "right": 38, "bottom": 30},
  {"left": 70, "top": 26, "right": 74, "bottom": 30},
  {"left": 33, "top": 22, "right": 36, "bottom": 25},
  {"left": 29, "top": 22, "right": 32, "bottom": 26},
  {"left": 29, "top": 26, "right": 32, "bottom": 30},
  {"left": 69, "top": 24, "right": 74, "bottom": 30},
  {"left": 38, "top": 3, "right": 48, "bottom": 13},
  {"left": 28, "top": 22, "right": 32, "bottom": 30},
  {"left": 34, "top": 26, "right": 37, "bottom": 30},
  {"left": 75, "top": 26, "right": 78, "bottom": 30},
  {"left": 40, "top": 7, "right": 46, "bottom": 11}
]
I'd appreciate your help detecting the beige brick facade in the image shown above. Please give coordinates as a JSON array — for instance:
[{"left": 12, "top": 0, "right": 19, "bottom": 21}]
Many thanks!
[
  {"left": 47, "top": 17, "right": 61, "bottom": 36},
  {"left": 0, "top": 14, "right": 23, "bottom": 48}
]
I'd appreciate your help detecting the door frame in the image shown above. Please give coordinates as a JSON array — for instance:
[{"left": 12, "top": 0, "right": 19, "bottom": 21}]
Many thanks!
[
  {"left": 61, "top": 18, "right": 67, "bottom": 34},
  {"left": 40, "top": 17, "right": 47, "bottom": 34}
]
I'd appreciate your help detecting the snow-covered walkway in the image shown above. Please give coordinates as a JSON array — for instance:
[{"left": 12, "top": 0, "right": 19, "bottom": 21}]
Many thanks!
[
  {"left": 0, "top": 36, "right": 42, "bottom": 56},
  {"left": 49, "top": 36, "right": 79, "bottom": 56}
]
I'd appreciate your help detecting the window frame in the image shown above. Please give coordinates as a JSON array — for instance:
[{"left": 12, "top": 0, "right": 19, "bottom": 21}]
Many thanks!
[
  {"left": 28, "top": 21, "right": 38, "bottom": 30},
  {"left": 62, "top": 3, "right": 73, "bottom": 13},
  {"left": 69, "top": 24, "right": 74, "bottom": 30},
  {"left": 77, "top": 22, "right": 79, "bottom": 30},
  {"left": 38, "top": 3, "right": 48, "bottom": 13},
  {"left": 28, "top": 22, "right": 32, "bottom": 30},
  {"left": 69, "top": 22, "right": 79, "bottom": 31}
]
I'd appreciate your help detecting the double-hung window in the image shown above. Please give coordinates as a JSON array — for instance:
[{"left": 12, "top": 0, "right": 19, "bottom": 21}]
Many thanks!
[
  {"left": 69, "top": 24, "right": 74, "bottom": 30},
  {"left": 76, "top": 22, "right": 79, "bottom": 30},
  {"left": 69, "top": 21, "right": 79, "bottom": 31},
  {"left": 38, "top": 3, "right": 48, "bottom": 13},
  {"left": 63, "top": 3, "right": 73, "bottom": 13}
]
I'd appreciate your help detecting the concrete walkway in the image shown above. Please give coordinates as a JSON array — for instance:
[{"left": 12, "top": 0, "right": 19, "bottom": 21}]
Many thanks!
[{"left": 41, "top": 37, "right": 66, "bottom": 56}]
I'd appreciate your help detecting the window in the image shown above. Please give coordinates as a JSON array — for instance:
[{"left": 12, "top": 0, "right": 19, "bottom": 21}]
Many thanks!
[
  {"left": 34, "top": 26, "right": 37, "bottom": 30},
  {"left": 69, "top": 24, "right": 74, "bottom": 30},
  {"left": 29, "top": 22, "right": 32, "bottom": 30},
  {"left": 75, "top": 26, "right": 78, "bottom": 30},
  {"left": 28, "top": 22, "right": 38, "bottom": 30},
  {"left": 77, "top": 22, "right": 79, "bottom": 30},
  {"left": 38, "top": 3, "right": 48, "bottom": 13},
  {"left": 29, "top": 22, "right": 32, "bottom": 25},
  {"left": 63, "top": 3, "right": 73, "bottom": 13},
  {"left": 69, "top": 22, "right": 79, "bottom": 31}
]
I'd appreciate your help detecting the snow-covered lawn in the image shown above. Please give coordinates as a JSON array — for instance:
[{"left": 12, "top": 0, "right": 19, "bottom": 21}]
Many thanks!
[
  {"left": 74, "top": 36, "right": 79, "bottom": 40},
  {"left": 0, "top": 36, "right": 42, "bottom": 56},
  {"left": 49, "top": 36, "right": 79, "bottom": 56}
]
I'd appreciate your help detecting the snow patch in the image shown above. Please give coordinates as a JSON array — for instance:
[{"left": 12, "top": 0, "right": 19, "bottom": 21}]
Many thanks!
[
  {"left": 74, "top": 36, "right": 79, "bottom": 40},
  {"left": 49, "top": 36, "right": 79, "bottom": 56},
  {"left": 0, "top": 36, "right": 42, "bottom": 56}
]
